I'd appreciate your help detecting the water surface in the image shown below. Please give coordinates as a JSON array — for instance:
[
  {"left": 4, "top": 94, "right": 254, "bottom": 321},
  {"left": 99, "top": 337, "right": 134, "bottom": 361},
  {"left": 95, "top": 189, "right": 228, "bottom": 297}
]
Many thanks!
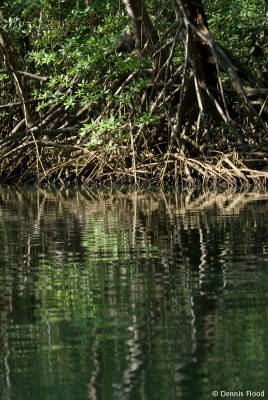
[{"left": 0, "top": 187, "right": 268, "bottom": 400}]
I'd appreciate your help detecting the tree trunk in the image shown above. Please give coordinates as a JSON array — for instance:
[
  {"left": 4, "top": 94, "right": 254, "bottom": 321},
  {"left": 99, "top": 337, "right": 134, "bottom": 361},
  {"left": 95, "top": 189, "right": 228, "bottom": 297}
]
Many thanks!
[
  {"left": 170, "top": 0, "right": 267, "bottom": 149},
  {"left": 122, "top": 0, "right": 167, "bottom": 73},
  {"left": 123, "top": 0, "right": 158, "bottom": 55}
]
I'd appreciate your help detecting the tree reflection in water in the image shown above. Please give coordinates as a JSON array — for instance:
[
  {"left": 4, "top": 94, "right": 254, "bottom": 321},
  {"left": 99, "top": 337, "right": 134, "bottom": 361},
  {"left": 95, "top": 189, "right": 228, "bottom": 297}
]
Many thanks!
[{"left": 0, "top": 187, "right": 268, "bottom": 400}]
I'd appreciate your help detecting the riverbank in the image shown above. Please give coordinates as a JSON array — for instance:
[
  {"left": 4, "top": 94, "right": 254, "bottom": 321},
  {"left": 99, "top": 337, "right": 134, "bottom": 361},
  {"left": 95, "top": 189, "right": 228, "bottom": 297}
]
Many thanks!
[{"left": 1, "top": 138, "right": 268, "bottom": 186}]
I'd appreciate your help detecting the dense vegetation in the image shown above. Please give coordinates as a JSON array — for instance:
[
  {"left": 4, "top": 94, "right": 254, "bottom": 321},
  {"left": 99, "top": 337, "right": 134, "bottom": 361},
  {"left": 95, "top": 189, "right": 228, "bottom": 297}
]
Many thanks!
[{"left": 0, "top": 0, "right": 267, "bottom": 185}]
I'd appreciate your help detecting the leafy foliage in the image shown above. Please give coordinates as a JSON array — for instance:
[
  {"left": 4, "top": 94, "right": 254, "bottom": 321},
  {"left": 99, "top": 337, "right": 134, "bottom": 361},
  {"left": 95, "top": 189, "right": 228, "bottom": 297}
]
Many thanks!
[{"left": 206, "top": 0, "right": 267, "bottom": 76}]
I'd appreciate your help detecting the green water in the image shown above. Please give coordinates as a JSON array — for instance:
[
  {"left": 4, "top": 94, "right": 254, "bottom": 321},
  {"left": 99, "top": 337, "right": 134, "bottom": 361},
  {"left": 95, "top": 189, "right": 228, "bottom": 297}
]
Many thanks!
[{"left": 0, "top": 187, "right": 268, "bottom": 400}]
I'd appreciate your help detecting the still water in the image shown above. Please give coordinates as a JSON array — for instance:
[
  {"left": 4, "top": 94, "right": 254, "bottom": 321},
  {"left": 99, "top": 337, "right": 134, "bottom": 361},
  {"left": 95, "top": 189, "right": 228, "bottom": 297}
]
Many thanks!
[{"left": 0, "top": 187, "right": 268, "bottom": 400}]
